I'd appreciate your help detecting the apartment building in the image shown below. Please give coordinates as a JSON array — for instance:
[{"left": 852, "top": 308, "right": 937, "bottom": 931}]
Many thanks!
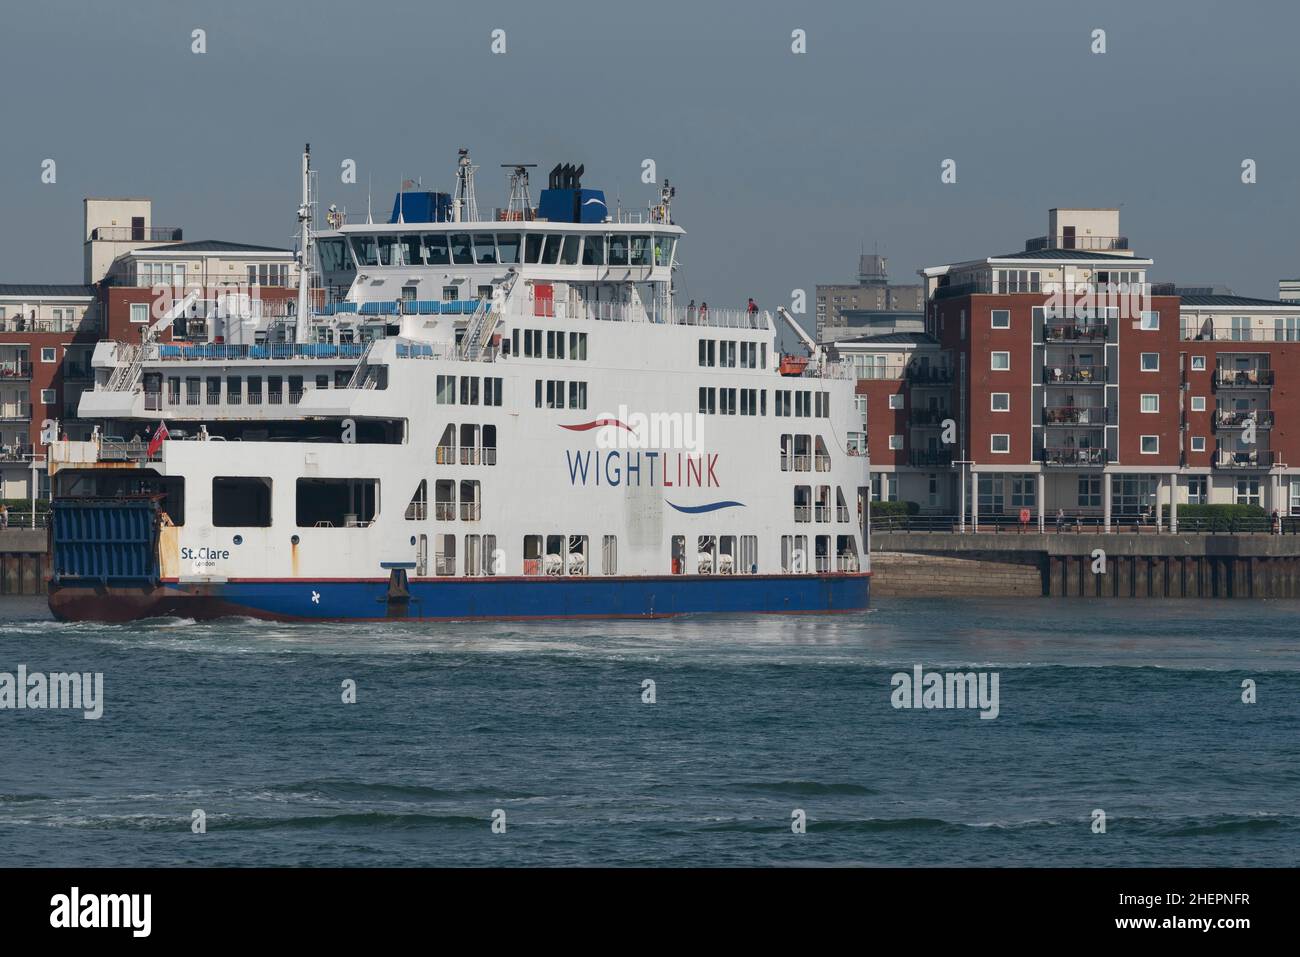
[
  {"left": 847, "top": 208, "right": 1300, "bottom": 523},
  {"left": 816, "top": 254, "right": 924, "bottom": 341}
]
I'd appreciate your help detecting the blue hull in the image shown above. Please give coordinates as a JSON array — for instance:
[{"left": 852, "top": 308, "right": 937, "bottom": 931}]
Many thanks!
[{"left": 49, "top": 573, "right": 870, "bottom": 622}]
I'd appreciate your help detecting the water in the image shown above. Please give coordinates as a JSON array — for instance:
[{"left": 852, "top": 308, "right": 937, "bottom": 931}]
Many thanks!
[{"left": 0, "top": 596, "right": 1296, "bottom": 867}]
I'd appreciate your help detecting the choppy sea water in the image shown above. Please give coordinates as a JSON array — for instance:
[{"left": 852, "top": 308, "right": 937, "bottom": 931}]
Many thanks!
[{"left": 0, "top": 596, "right": 1296, "bottom": 867}]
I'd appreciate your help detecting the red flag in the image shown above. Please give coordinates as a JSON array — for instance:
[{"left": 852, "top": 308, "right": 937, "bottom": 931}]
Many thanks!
[{"left": 146, "top": 421, "right": 169, "bottom": 457}]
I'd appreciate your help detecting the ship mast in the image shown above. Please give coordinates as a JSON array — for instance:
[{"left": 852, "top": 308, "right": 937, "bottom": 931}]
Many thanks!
[
  {"left": 453, "top": 148, "right": 478, "bottom": 223},
  {"left": 295, "top": 143, "right": 314, "bottom": 344}
]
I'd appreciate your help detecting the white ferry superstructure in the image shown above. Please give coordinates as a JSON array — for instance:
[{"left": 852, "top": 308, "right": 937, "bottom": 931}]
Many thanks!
[{"left": 46, "top": 148, "right": 870, "bottom": 621}]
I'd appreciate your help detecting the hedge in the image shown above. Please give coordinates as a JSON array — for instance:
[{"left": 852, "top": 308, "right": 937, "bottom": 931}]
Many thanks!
[
  {"left": 870, "top": 500, "right": 920, "bottom": 517},
  {"left": 1158, "top": 503, "right": 1267, "bottom": 518}
]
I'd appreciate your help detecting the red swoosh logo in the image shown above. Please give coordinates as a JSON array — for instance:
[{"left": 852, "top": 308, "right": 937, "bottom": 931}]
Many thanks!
[{"left": 559, "top": 419, "right": 635, "bottom": 433}]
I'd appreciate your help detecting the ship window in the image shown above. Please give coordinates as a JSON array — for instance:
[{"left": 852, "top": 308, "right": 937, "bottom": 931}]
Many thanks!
[
  {"left": 464, "top": 534, "right": 483, "bottom": 577},
  {"left": 459, "top": 480, "right": 480, "bottom": 521},
  {"left": 602, "top": 535, "right": 617, "bottom": 575},
  {"left": 400, "top": 234, "right": 423, "bottom": 265},
  {"left": 718, "top": 536, "right": 736, "bottom": 575},
  {"left": 654, "top": 236, "right": 675, "bottom": 266},
  {"left": 560, "top": 235, "right": 580, "bottom": 265},
  {"left": 542, "top": 234, "right": 563, "bottom": 264},
  {"left": 739, "top": 535, "right": 758, "bottom": 574},
  {"left": 483, "top": 534, "right": 498, "bottom": 576},
  {"left": 524, "top": 234, "right": 543, "bottom": 263},
  {"left": 837, "top": 535, "right": 859, "bottom": 572},
  {"left": 545, "top": 534, "right": 566, "bottom": 575},
  {"left": 523, "top": 535, "right": 543, "bottom": 576},
  {"left": 377, "top": 234, "right": 398, "bottom": 266},
  {"left": 608, "top": 234, "right": 629, "bottom": 266},
  {"left": 213, "top": 477, "right": 272, "bottom": 527},
  {"left": 315, "top": 375, "right": 329, "bottom": 390},
  {"left": 567, "top": 535, "right": 588, "bottom": 575},
  {"left": 296, "top": 478, "right": 379, "bottom": 528},
  {"left": 497, "top": 233, "right": 521, "bottom": 264},
  {"left": 582, "top": 235, "right": 605, "bottom": 266},
  {"left": 671, "top": 535, "right": 686, "bottom": 575},
  {"left": 405, "top": 480, "right": 428, "bottom": 520},
  {"left": 434, "top": 534, "right": 456, "bottom": 575},
  {"left": 459, "top": 376, "right": 479, "bottom": 405},
  {"left": 450, "top": 233, "right": 474, "bottom": 265},
  {"left": 568, "top": 381, "right": 587, "bottom": 409},
  {"left": 349, "top": 235, "right": 379, "bottom": 267},
  {"left": 630, "top": 235, "right": 651, "bottom": 266},
  {"left": 546, "top": 330, "right": 557, "bottom": 359},
  {"left": 436, "top": 375, "right": 456, "bottom": 404},
  {"left": 483, "top": 377, "right": 503, "bottom": 406},
  {"left": 436, "top": 425, "right": 456, "bottom": 464},
  {"left": 423, "top": 233, "right": 450, "bottom": 265},
  {"left": 483, "top": 425, "right": 497, "bottom": 465},
  {"left": 473, "top": 233, "right": 498, "bottom": 264},
  {"left": 434, "top": 479, "right": 455, "bottom": 519}
]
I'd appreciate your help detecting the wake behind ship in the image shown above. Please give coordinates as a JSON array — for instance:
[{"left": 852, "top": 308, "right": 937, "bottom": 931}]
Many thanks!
[{"left": 45, "top": 148, "right": 870, "bottom": 622}]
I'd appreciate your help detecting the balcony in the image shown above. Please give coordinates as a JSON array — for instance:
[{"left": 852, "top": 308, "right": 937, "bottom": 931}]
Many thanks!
[
  {"left": 910, "top": 408, "right": 949, "bottom": 426},
  {"left": 1041, "top": 447, "right": 1109, "bottom": 467},
  {"left": 909, "top": 449, "right": 953, "bottom": 468},
  {"left": 1214, "top": 409, "right": 1274, "bottom": 430},
  {"left": 1043, "top": 406, "right": 1108, "bottom": 426},
  {"left": 1043, "top": 365, "right": 1107, "bottom": 384},
  {"left": 89, "top": 226, "right": 183, "bottom": 242},
  {"left": 1024, "top": 235, "right": 1129, "bottom": 253},
  {"left": 905, "top": 365, "right": 953, "bottom": 385},
  {"left": 1214, "top": 368, "right": 1274, "bottom": 389},
  {"left": 1044, "top": 322, "right": 1108, "bottom": 342},
  {"left": 1215, "top": 449, "right": 1274, "bottom": 469},
  {"left": 0, "top": 361, "right": 32, "bottom": 380}
]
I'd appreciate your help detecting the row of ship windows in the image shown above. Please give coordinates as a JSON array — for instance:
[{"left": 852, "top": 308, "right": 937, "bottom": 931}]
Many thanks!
[
  {"left": 697, "top": 389, "right": 832, "bottom": 417},
  {"left": 535, "top": 379, "right": 588, "bottom": 409},
  {"left": 508, "top": 329, "right": 588, "bottom": 360},
  {"left": 780, "top": 434, "right": 833, "bottom": 471},
  {"left": 433, "top": 426, "right": 497, "bottom": 466},
  {"left": 793, "top": 485, "right": 855, "bottom": 524},
  {"left": 338, "top": 232, "right": 674, "bottom": 270},
  {"left": 698, "top": 339, "right": 766, "bottom": 369},
  {"left": 434, "top": 375, "right": 504, "bottom": 406}
]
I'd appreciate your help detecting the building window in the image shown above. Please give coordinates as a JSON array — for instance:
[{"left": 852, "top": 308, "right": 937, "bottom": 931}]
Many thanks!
[
  {"left": 990, "top": 434, "right": 1010, "bottom": 453},
  {"left": 1140, "top": 394, "right": 1159, "bottom": 413},
  {"left": 1078, "top": 476, "right": 1101, "bottom": 508},
  {"left": 40, "top": 347, "right": 56, "bottom": 363},
  {"left": 1236, "top": 477, "right": 1261, "bottom": 506},
  {"left": 1188, "top": 476, "right": 1208, "bottom": 505},
  {"left": 1139, "top": 310, "right": 1160, "bottom": 330},
  {"left": 1191, "top": 355, "right": 1206, "bottom": 371},
  {"left": 1009, "top": 474, "right": 1035, "bottom": 508},
  {"left": 1140, "top": 353, "right": 1159, "bottom": 371},
  {"left": 888, "top": 435, "right": 903, "bottom": 450},
  {"left": 991, "top": 393, "right": 1010, "bottom": 411},
  {"left": 1140, "top": 435, "right": 1159, "bottom": 454},
  {"left": 1191, "top": 396, "right": 1206, "bottom": 412},
  {"left": 130, "top": 302, "right": 150, "bottom": 323},
  {"left": 991, "top": 351, "right": 1010, "bottom": 370},
  {"left": 1230, "top": 316, "right": 1251, "bottom": 341},
  {"left": 991, "top": 309, "right": 1010, "bottom": 329},
  {"left": 40, "top": 389, "right": 56, "bottom": 405},
  {"left": 887, "top": 394, "right": 904, "bottom": 410},
  {"left": 1191, "top": 436, "right": 1206, "bottom": 452}
]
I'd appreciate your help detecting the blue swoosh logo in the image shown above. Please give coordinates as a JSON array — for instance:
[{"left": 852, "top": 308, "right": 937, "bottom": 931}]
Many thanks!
[{"left": 667, "top": 500, "right": 745, "bottom": 514}]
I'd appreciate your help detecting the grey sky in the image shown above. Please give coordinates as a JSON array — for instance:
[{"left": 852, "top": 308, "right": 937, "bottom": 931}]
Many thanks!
[{"left": 2, "top": 0, "right": 1297, "bottom": 311}]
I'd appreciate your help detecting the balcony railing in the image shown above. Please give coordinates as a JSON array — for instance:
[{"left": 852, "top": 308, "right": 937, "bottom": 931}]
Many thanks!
[
  {"left": 909, "top": 449, "right": 953, "bottom": 468},
  {"left": 0, "top": 361, "right": 32, "bottom": 379},
  {"left": 1041, "top": 447, "right": 1109, "bottom": 466},
  {"left": 1044, "top": 322, "right": 1108, "bottom": 341},
  {"left": 1043, "top": 406, "right": 1108, "bottom": 425},
  {"left": 90, "top": 226, "right": 183, "bottom": 242},
  {"left": 904, "top": 366, "right": 953, "bottom": 384},
  {"left": 1215, "top": 410, "right": 1274, "bottom": 429},
  {"left": 910, "top": 409, "right": 949, "bottom": 426},
  {"left": 1024, "top": 235, "right": 1129, "bottom": 252},
  {"left": 1043, "top": 365, "right": 1107, "bottom": 384},
  {"left": 1215, "top": 450, "right": 1274, "bottom": 468},
  {"left": 1215, "top": 369, "right": 1274, "bottom": 388}
]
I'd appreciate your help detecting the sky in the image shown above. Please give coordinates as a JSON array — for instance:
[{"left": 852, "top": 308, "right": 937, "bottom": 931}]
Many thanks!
[{"left": 1, "top": 0, "right": 1298, "bottom": 311}]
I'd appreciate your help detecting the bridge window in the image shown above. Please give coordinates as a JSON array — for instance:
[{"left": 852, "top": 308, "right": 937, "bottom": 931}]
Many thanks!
[
  {"left": 542, "top": 235, "right": 563, "bottom": 264},
  {"left": 473, "top": 233, "right": 498, "bottom": 264},
  {"left": 296, "top": 478, "right": 378, "bottom": 528},
  {"left": 608, "top": 234, "right": 629, "bottom": 266},
  {"left": 630, "top": 235, "right": 651, "bottom": 266},
  {"left": 213, "top": 477, "right": 271, "bottom": 527},
  {"left": 400, "top": 234, "right": 422, "bottom": 265},
  {"left": 560, "top": 235, "right": 580, "bottom": 265},
  {"left": 349, "top": 235, "right": 378, "bottom": 267},
  {"left": 497, "top": 233, "right": 521, "bottom": 264},
  {"left": 423, "top": 233, "right": 450, "bottom": 265},
  {"left": 377, "top": 234, "right": 398, "bottom": 266},
  {"left": 582, "top": 235, "right": 605, "bottom": 266},
  {"left": 654, "top": 236, "right": 675, "bottom": 266},
  {"left": 450, "top": 233, "right": 474, "bottom": 265},
  {"left": 524, "top": 234, "right": 543, "bottom": 263}
]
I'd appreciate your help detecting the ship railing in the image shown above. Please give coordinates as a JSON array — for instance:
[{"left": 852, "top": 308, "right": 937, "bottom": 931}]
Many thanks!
[
  {"left": 435, "top": 445, "right": 455, "bottom": 464},
  {"left": 814, "top": 454, "right": 831, "bottom": 471},
  {"left": 815, "top": 506, "right": 831, "bottom": 522},
  {"left": 814, "top": 556, "right": 831, "bottom": 573},
  {"left": 791, "top": 455, "right": 811, "bottom": 471},
  {"left": 460, "top": 503, "right": 481, "bottom": 521},
  {"left": 459, "top": 448, "right": 479, "bottom": 465},
  {"left": 793, "top": 505, "right": 812, "bottom": 522},
  {"left": 837, "top": 554, "right": 860, "bottom": 572},
  {"left": 837, "top": 507, "right": 851, "bottom": 523},
  {"left": 482, "top": 447, "right": 497, "bottom": 466},
  {"left": 434, "top": 503, "right": 455, "bottom": 521}
]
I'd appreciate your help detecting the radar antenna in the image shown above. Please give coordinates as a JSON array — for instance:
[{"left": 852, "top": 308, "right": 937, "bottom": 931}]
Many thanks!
[{"left": 502, "top": 163, "right": 537, "bottom": 221}]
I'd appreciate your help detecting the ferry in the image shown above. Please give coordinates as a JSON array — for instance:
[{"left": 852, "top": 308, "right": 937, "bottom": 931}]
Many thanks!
[{"left": 45, "top": 148, "right": 870, "bottom": 621}]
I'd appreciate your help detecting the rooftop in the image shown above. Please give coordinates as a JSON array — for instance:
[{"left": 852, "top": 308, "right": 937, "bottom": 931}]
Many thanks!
[
  {"left": 990, "top": 248, "right": 1143, "bottom": 261},
  {"left": 831, "top": 332, "right": 938, "bottom": 346},
  {"left": 133, "top": 239, "right": 290, "bottom": 254},
  {"left": 0, "top": 283, "right": 97, "bottom": 298},
  {"left": 1180, "top": 294, "right": 1294, "bottom": 308}
]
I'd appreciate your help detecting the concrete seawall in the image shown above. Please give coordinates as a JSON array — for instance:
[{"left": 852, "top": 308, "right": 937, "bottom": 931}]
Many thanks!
[
  {"left": 0, "top": 529, "right": 49, "bottom": 596},
  {"left": 870, "top": 531, "right": 1300, "bottom": 598}
]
